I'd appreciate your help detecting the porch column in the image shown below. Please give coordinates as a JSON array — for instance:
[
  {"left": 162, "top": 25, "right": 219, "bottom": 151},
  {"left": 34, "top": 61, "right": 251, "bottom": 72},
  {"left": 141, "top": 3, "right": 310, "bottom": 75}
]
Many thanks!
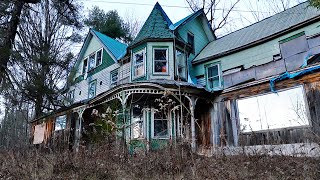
[{"left": 188, "top": 96, "right": 197, "bottom": 152}]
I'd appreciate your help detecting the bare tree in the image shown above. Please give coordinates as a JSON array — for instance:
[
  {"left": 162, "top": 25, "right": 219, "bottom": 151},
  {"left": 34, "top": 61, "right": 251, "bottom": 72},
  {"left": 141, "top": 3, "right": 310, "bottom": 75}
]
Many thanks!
[{"left": 185, "top": 0, "right": 241, "bottom": 36}]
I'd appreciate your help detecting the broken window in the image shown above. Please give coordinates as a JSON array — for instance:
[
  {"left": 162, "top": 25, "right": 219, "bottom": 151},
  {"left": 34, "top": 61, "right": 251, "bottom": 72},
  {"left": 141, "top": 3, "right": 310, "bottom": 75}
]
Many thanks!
[
  {"left": 176, "top": 49, "right": 187, "bottom": 79},
  {"left": 153, "top": 111, "right": 169, "bottom": 138},
  {"left": 206, "top": 63, "right": 222, "bottom": 89},
  {"left": 110, "top": 68, "right": 119, "bottom": 86},
  {"left": 131, "top": 105, "right": 144, "bottom": 139},
  {"left": 55, "top": 115, "right": 67, "bottom": 131},
  {"left": 133, "top": 49, "right": 145, "bottom": 78},
  {"left": 154, "top": 48, "right": 168, "bottom": 74},
  {"left": 88, "top": 80, "right": 97, "bottom": 98},
  {"left": 238, "top": 86, "right": 309, "bottom": 132}
]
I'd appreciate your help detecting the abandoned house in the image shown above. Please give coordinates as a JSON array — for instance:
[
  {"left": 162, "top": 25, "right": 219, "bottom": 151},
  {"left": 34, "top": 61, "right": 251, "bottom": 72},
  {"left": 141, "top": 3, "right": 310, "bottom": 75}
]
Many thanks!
[{"left": 31, "top": 2, "right": 320, "bottom": 155}]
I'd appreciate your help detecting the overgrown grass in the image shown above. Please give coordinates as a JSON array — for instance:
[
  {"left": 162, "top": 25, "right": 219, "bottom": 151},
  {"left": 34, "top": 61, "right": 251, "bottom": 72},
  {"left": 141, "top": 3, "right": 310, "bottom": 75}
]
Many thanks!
[{"left": 0, "top": 142, "right": 319, "bottom": 179}]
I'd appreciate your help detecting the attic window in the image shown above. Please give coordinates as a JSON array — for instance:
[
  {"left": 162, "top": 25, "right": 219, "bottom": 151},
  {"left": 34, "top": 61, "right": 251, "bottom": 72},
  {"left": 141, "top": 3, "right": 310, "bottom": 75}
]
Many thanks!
[{"left": 187, "top": 33, "right": 194, "bottom": 54}]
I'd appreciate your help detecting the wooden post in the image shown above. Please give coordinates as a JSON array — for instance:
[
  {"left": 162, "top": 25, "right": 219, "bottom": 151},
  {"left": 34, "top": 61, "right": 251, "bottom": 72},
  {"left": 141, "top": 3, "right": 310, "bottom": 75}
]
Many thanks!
[{"left": 188, "top": 96, "right": 197, "bottom": 152}]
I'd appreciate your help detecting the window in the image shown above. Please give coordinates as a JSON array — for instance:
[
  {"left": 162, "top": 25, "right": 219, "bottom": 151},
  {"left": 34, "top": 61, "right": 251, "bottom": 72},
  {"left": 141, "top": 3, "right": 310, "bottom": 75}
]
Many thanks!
[
  {"left": 153, "top": 48, "right": 168, "bottom": 74},
  {"left": 133, "top": 49, "right": 145, "bottom": 78},
  {"left": 176, "top": 50, "right": 187, "bottom": 79},
  {"left": 82, "top": 58, "right": 88, "bottom": 74},
  {"left": 88, "top": 80, "right": 97, "bottom": 98},
  {"left": 55, "top": 115, "right": 67, "bottom": 131},
  {"left": 88, "top": 53, "right": 96, "bottom": 71},
  {"left": 238, "top": 86, "right": 309, "bottom": 132},
  {"left": 96, "top": 49, "right": 102, "bottom": 66},
  {"left": 206, "top": 64, "right": 222, "bottom": 89},
  {"left": 68, "top": 90, "right": 75, "bottom": 102},
  {"left": 132, "top": 105, "right": 144, "bottom": 139},
  {"left": 187, "top": 33, "right": 194, "bottom": 54},
  {"left": 110, "top": 69, "right": 119, "bottom": 86},
  {"left": 153, "top": 111, "right": 169, "bottom": 138}
]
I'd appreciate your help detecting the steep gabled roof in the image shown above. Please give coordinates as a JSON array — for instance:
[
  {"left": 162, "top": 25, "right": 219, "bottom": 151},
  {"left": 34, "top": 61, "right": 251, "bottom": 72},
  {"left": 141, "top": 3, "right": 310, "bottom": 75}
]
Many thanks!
[
  {"left": 169, "top": 9, "right": 203, "bottom": 30},
  {"left": 91, "top": 30, "right": 127, "bottom": 60},
  {"left": 193, "top": 2, "right": 320, "bottom": 64},
  {"left": 129, "top": 2, "right": 174, "bottom": 47}
]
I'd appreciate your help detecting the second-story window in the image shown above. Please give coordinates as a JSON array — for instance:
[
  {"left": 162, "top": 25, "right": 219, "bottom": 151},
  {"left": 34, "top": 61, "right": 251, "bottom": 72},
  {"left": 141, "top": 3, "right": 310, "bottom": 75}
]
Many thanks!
[
  {"left": 68, "top": 90, "right": 75, "bottom": 102},
  {"left": 88, "top": 53, "right": 96, "bottom": 71},
  {"left": 176, "top": 50, "right": 187, "bottom": 79},
  {"left": 88, "top": 80, "right": 97, "bottom": 98},
  {"left": 153, "top": 48, "right": 168, "bottom": 74},
  {"left": 82, "top": 58, "right": 88, "bottom": 74},
  {"left": 110, "top": 68, "right": 119, "bottom": 86},
  {"left": 206, "top": 63, "right": 222, "bottom": 89},
  {"left": 133, "top": 49, "right": 145, "bottom": 78},
  {"left": 187, "top": 33, "right": 195, "bottom": 54}
]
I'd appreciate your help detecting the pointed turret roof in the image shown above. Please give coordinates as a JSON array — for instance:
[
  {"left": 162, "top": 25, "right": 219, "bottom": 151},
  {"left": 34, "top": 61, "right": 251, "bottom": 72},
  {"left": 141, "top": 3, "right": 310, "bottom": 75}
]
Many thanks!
[{"left": 129, "top": 2, "right": 174, "bottom": 47}]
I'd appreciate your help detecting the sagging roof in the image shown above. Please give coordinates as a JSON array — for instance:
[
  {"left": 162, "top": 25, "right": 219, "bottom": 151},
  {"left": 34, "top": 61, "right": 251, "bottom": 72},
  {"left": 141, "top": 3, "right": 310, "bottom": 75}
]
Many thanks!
[
  {"left": 129, "top": 2, "right": 174, "bottom": 47},
  {"left": 91, "top": 30, "right": 127, "bottom": 60},
  {"left": 193, "top": 2, "right": 320, "bottom": 64}
]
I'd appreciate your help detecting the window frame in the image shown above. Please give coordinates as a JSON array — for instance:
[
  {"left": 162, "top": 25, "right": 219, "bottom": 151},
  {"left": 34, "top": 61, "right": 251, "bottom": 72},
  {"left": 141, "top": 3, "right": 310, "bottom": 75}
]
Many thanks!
[
  {"left": 68, "top": 89, "right": 75, "bottom": 102},
  {"left": 88, "top": 80, "right": 97, "bottom": 99},
  {"left": 176, "top": 49, "right": 187, "bottom": 80},
  {"left": 88, "top": 53, "right": 96, "bottom": 71},
  {"left": 187, "top": 32, "right": 195, "bottom": 54},
  {"left": 55, "top": 115, "right": 67, "bottom": 131},
  {"left": 153, "top": 47, "right": 169, "bottom": 75},
  {"left": 95, "top": 48, "right": 103, "bottom": 67},
  {"left": 82, "top": 58, "right": 88, "bottom": 74},
  {"left": 110, "top": 68, "right": 119, "bottom": 87},
  {"left": 206, "top": 63, "right": 222, "bottom": 90},
  {"left": 131, "top": 105, "right": 145, "bottom": 139},
  {"left": 132, "top": 49, "right": 146, "bottom": 79},
  {"left": 152, "top": 110, "right": 169, "bottom": 139}
]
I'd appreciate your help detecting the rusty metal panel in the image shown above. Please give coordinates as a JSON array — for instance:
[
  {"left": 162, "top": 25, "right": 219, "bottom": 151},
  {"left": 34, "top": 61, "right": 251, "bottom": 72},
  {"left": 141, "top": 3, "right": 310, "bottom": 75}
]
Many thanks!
[
  {"left": 280, "top": 35, "right": 308, "bottom": 59},
  {"left": 307, "top": 36, "right": 320, "bottom": 49},
  {"left": 284, "top": 52, "right": 308, "bottom": 72},
  {"left": 255, "top": 59, "right": 286, "bottom": 80},
  {"left": 230, "top": 68, "right": 256, "bottom": 86}
]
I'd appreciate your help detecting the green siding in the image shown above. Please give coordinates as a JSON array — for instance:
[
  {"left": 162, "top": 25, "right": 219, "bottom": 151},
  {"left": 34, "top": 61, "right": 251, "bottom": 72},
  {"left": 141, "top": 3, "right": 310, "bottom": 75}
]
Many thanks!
[
  {"left": 193, "top": 22, "right": 320, "bottom": 77},
  {"left": 178, "top": 16, "right": 210, "bottom": 79}
]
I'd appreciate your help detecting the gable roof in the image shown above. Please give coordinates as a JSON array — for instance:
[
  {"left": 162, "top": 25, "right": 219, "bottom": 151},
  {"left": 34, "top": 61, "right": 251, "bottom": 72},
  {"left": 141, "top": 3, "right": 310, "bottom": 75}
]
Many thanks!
[
  {"left": 193, "top": 2, "right": 320, "bottom": 64},
  {"left": 169, "top": 9, "right": 204, "bottom": 30},
  {"left": 91, "top": 30, "right": 127, "bottom": 60},
  {"left": 129, "top": 2, "right": 174, "bottom": 48}
]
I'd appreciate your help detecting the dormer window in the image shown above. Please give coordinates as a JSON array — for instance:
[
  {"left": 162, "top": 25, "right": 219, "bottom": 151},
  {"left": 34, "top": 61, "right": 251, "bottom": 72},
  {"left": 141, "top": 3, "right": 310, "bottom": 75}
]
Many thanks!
[
  {"left": 153, "top": 48, "right": 168, "bottom": 74},
  {"left": 133, "top": 49, "right": 145, "bottom": 78},
  {"left": 187, "top": 33, "right": 194, "bottom": 54}
]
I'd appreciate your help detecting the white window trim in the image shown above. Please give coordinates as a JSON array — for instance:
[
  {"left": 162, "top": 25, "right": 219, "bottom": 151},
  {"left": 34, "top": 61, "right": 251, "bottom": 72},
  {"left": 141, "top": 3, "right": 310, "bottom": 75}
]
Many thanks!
[
  {"left": 206, "top": 63, "right": 222, "bottom": 90},
  {"left": 82, "top": 57, "right": 88, "bottom": 75},
  {"left": 151, "top": 109, "right": 170, "bottom": 139},
  {"left": 153, "top": 48, "right": 169, "bottom": 75},
  {"left": 132, "top": 49, "right": 146, "bottom": 79},
  {"left": 88, "top": 53, "right": 96, "bottom": 71}
]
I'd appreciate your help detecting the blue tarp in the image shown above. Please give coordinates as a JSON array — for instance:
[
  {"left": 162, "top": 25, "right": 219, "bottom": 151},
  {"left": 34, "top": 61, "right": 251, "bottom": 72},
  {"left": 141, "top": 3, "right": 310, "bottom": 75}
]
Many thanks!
[{"left": 270, "top": 65, "right": 320, "bottom": 92}]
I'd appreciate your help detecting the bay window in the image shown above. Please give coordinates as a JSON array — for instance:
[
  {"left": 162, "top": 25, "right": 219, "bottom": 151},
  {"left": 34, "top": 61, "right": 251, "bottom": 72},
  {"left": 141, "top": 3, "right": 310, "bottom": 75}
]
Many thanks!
[{"left": 153, "top": 111, "right": 169, "bottom": 138}]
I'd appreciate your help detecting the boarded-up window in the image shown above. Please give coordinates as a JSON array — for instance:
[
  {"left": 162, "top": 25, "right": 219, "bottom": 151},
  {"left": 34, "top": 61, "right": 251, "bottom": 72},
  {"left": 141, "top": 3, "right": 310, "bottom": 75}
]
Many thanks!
[
  {"left": 55, "top": 115, "right": 67, "bottom": 131},
  {"left": 33, "top": 123, "right": 46, "bottom": 144},
  {"left": 238, "top": 86, "right": 309, "bottom": 132}
]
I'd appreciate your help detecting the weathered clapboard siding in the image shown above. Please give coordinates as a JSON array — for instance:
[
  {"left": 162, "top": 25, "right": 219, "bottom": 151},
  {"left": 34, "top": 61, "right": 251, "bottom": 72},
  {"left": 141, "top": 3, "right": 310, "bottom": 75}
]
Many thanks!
[{"left": 193, "top": 21, "right": 320, "bottom": 77}]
